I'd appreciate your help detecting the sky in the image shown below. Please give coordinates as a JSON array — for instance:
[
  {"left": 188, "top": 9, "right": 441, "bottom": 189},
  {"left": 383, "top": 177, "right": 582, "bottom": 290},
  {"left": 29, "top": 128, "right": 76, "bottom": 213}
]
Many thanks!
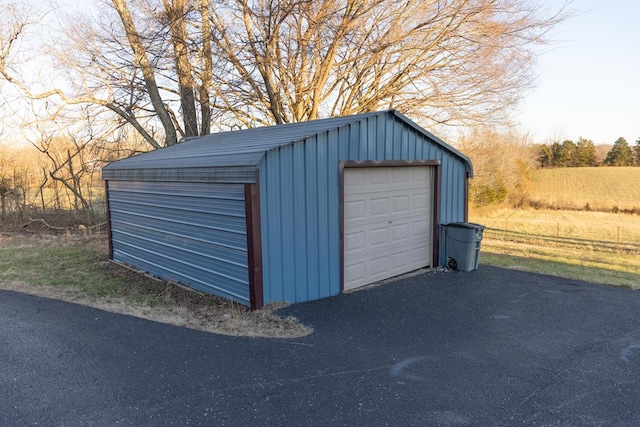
[{"left": 514, "top": 0, "right": 640, "bottom": 145}]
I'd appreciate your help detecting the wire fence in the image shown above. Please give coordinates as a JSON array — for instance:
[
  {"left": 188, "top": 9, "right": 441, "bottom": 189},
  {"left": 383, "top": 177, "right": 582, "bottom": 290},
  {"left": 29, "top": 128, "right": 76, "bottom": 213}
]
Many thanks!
[{"left": 483, "top": 226, "right": 640, "bottom": 255}]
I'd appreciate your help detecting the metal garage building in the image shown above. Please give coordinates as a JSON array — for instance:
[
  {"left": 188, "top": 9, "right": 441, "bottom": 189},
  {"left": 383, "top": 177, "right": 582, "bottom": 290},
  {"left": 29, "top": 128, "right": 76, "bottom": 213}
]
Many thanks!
[{"left": 102, "top": 110, "right": 473, "bottom": 309}]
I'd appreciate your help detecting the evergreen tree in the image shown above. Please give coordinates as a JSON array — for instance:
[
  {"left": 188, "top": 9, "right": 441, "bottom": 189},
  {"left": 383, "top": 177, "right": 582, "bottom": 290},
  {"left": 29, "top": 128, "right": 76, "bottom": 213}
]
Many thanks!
[
  {"left": 538, "top": 142, "right": 562, "bottom": 167},
  {"left": 605, "top": 137, "right": 633, "bottom": 166},
  {"left": 556, "top": 140, "right": 576, "bottom": 167},
  {"left": 635, "top": 138, "right": 640, "bottom": 165},
  {"left": 574, "top": 137, "right": 597, "bottom": 166},
  {"left": 537, "top": 144, "right": 554, "bottom": 167}
]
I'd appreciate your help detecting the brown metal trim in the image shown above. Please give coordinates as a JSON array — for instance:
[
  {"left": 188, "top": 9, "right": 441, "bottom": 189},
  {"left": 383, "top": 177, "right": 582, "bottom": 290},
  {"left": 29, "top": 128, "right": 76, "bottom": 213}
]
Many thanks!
[
  {"left": 104, "top": 180, "right": 114, "bottom": 260},
  {"left": 432, "top": 165, "right": 441, "bottom": 268},
  {"left": 339, "top": 161, "right": 346, "bottom": 292},
  {"left": 340, "top": 161, "right": 442, "bottom": 291},
  {"left": 342, "top": 160, "right": 441, "bottom": 168},
  {"left": 464, "top": 171, "right": 470, "bottom": 222},
  {"left": 244, "top": 175, "right": 264, "bottom": 310}
]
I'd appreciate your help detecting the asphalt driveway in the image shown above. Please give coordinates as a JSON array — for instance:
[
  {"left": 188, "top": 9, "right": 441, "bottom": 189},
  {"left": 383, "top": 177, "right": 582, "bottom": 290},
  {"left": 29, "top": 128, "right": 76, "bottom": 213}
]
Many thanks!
[{"left": 2, "top": 266, "right": 640, "bottom": 426}]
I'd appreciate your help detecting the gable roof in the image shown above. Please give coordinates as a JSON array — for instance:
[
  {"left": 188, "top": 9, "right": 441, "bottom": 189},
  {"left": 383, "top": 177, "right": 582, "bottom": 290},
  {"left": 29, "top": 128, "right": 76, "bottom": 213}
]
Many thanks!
[{"left": 102, "top": 110, "right": 472, "bottom": 183}]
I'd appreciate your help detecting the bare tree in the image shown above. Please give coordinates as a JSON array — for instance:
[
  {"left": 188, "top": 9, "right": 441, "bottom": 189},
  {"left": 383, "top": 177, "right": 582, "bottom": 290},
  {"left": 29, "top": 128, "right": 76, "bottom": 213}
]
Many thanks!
[
  {"left": 111, "top": 0, "right": 179, "bottom": 146},
  {"left": 208, "top": 0, "right": 570, "bottom": 127},
  {"left": 459, "top": 127, "right": 538, "bottom": 207},
  {"left": 16, "top": 104, "right": 119, "bottom": 223},
  {"left": 0, "top": 1, "right": 166, "bottom": 149},
  {"left": 1, "top": 0, "right": 570, "bottom": 151},
  {"left": 68, "top": 0, "right": 216, "bottom": 145},
  {"left": 27, "top": 128, "right": 107, "bottom": 223},
  {"left": 0, "top": 147, "right": 28, "bottom": 222},
  {"left": 0, "top": 0, "right": 214, "bottom": 149}
]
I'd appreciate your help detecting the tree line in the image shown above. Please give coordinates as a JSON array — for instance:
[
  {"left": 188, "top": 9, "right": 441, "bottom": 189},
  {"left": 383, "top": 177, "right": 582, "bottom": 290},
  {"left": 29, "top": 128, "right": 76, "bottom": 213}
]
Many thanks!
[
  {"left": 537, "top": 137, "right": 640, "bottom": 168},
  {"left": 0, "top": 135, "right": 146, "bottom": 225},
  {"left": 461, "top": 130, "right": 640, "bottom": 208}
]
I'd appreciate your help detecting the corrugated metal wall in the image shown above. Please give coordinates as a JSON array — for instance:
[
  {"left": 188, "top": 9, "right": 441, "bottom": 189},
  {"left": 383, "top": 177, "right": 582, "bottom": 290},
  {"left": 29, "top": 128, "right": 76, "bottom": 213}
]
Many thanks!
[
  {"left": 106, "top": 180, "right": 250, "bottom": 305},
  {"left": 259, "top": 113, "right": 467, "bottom": 304}
]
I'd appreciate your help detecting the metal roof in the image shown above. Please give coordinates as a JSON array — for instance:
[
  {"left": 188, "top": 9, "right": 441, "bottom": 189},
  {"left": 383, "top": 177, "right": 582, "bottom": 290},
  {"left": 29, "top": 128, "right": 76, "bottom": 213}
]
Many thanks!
[{"left": 102, "top": 110, "right": 472, "bottom": 183}]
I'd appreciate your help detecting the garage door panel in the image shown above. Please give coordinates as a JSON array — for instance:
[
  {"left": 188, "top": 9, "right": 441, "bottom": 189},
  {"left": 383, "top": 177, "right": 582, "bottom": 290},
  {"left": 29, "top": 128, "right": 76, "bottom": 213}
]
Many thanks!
[
  {"left": 391, "top": 167, "right": 410, "bottom": 183},
  {"left": 408, "top": 246, "right": 429, "bottom": 264},
  {"left": 410, "top": 219, "right": 429, "bottom": 236},
  {"left": 345, "top": 168, "right": 365, "bottom": 187},
  {"left": 370, "top": 226, "right": 389, "bottom": 247},
  {"left": 344, "top": 166, "right": 433, "bottom": 291},
  {"left": 391, "top": 250, "right": 410, "bottom": 268},
  {"left": 344, "top": 230, "right": 365, "bottom": 254},
  {"left": 370, "top": 170, "right": 390, "bottom": 185},
  {"left": 411, "top": 166, "right": 428, "bottom": 181},
  {"left": 345, "top": 200, "right": 366, "bottom": 220},
  {"left": 370, "top": 197, "right": 389, "bottom": 216},
  {"left": 346, "top": 241, "right": 424, "bottom": 265},
  {"left": 345, "top": 263, "right": 365, "bottom": 283},
  {"left": 392, "top": 195, "right": 410, "bottom": 213},
  {"left": 391, "top": 223, "right": 409, "bottom": 241},
  {"left": 413, "top": 193, "right": 429, "bottom": 209},
  {"left": 369, "top": 255, "right": 389, "bottom": 275}
]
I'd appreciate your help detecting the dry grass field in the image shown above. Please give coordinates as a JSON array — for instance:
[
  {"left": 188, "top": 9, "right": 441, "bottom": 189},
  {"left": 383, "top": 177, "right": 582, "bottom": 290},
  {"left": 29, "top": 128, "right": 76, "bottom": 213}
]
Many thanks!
[
  {"left": 472, "top": 167, "right": 640, "bottom": 287},
  {"left": 473, "top": 207, "right": 640, "bottom": 244},
  {"left": 528, "top": 167, "right": 640, "bottom": 211},
  {"left": 471, "top": 207, "right": 640, "bottom": 289}
]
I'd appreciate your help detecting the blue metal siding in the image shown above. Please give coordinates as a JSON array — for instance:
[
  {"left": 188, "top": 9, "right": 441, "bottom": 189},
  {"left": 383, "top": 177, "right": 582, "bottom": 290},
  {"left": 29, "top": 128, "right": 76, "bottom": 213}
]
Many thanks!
[
  {"left": 259, "top": 113, "right": 469, "bottom": 304},
  {"left": 107, "top": 180, "right": 250, "bottom": 305}
]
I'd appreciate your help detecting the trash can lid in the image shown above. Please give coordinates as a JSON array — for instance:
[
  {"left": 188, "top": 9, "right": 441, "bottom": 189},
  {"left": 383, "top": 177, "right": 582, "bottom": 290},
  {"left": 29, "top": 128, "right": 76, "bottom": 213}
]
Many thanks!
[{"left": 443, "top": 222, "right": 485, "bottom": 230}]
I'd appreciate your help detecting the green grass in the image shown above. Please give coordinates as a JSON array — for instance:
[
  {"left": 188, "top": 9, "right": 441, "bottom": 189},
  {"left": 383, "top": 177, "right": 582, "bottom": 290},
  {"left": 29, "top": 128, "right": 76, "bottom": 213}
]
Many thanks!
[
  {"left": 0, "top": 233, "right": 314, "bottom": 338},
  {"left": 0, "top": 234, "right": 228, "bottom": 309},
  {"left": 479, "top": 241, "right": 640, "bottom": 289},
  {"left": 529, "top": 167, "right": 640, "bottom": 211},
  {"left": 472, "top": 208, "right": 640, "bottom": 289},
  {"left": 0, "top": 237, "right": 126, "bottom": 297}
]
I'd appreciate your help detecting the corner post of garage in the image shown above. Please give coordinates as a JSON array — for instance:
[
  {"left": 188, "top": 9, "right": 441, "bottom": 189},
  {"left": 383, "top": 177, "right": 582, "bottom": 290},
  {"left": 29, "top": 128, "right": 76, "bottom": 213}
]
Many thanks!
[
  {"left": 338, "top": 160, "right": 346, "bottom": 292},
  {"left": 464, "top": 170, "right": 470, "bottom": 222},
  {"left": 432, "top": 162, "right": 441, "bottom": 269},
  {"left": 244, "top": 173, "right": 264, "bottom": 310}
]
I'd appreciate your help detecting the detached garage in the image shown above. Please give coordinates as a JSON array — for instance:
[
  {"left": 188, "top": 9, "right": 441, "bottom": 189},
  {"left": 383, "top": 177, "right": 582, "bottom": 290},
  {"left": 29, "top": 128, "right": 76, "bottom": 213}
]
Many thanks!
[{"left": 102, "top": 110, "right": 473, "bottom": 309}]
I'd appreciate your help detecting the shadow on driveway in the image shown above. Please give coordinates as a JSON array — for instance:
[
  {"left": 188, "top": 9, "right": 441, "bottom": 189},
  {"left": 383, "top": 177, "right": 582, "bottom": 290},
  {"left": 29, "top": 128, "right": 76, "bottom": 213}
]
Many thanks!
[{"left": 2, "top": 266, "right": 640, "bottom": 426}]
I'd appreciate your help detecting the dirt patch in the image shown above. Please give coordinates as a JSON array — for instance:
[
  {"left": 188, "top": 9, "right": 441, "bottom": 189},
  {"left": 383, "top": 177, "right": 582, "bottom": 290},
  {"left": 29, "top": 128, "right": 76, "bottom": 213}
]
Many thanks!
[{"left": 0, "top": 230, "right": 313, "bottom": 338}]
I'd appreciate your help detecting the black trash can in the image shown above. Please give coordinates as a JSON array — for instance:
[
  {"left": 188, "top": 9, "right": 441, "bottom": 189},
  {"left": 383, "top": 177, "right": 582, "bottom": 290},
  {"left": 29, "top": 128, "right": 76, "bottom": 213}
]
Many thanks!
[{"left": 443, "top": 222, "right": 485, "bottom": 271}]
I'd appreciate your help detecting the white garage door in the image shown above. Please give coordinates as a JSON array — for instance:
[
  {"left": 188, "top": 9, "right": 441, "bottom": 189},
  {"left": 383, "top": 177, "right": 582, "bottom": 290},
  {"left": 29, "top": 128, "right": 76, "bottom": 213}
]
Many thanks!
[{"left": 343, "top": 166, "right": 433, "bottom": 291}]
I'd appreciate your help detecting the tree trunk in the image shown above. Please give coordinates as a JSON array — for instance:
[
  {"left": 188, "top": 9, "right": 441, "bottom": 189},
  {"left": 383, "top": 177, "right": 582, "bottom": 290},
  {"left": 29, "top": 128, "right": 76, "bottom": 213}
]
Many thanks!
[
  {"left": 163, "top": 0, "right": 199, "bottom": 137},
  {"left": 199, "top": 0, "right": 212, "bottom": 135},
  {"left": 112, "top": 0, "right": 178, "bottom": 146}
]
